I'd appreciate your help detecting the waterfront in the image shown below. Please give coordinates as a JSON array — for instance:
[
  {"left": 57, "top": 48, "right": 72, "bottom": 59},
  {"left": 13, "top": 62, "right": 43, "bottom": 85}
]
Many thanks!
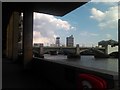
[{"left": 44, "top": 54, "right": 118, "bottom": 74}]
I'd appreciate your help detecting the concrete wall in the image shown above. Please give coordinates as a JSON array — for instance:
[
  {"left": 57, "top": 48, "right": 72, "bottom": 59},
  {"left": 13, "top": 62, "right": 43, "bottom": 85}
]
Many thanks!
[
  {"left": 32, "top": 58, "right": 116, "bottom": 89},
  {"left": 107, "top": 45, "right": 118, "bottom": 54},
  {"left": 6, "top": 12, "right": 20, "bottom": 61}
]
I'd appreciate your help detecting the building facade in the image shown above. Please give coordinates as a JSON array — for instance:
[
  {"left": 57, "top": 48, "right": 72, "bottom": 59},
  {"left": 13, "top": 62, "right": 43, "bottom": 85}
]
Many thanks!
[
  {"left": 98, "top": 39, "right": 118, "bottom": 47},
  {"left": 56, "top": 37, "right": 60, "bottom": 47},
  {"left": 66, "top": 35, "right": 74, "bottom": 47},
  {"left": 50, "top": 44, "right": 56, "bottom": 47},
  {"left": 34, "top": 43, "right": 44, "bottom": 47}
]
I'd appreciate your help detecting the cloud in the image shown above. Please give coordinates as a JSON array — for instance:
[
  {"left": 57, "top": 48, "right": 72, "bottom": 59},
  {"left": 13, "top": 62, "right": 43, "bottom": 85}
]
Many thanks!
[
  {"left": 80, "top": 31, "right": 98, "bottom": 36},
  {"left": 106, "top": 34, "right": 112, "bottom": 39},
  {"left": 34, "top": 12, "right": 75, "bottom": 31},
  {"left": 33, "top": 12, "right": 75, "bottom": 45},
  {"left": 33, "top": 31, "right": 56, "bottom": 45},
  {"left": 90, "top": 8, "right": 105, "bottom": 21},
  {"left": 90, "top": 6, "right": 118, "bottom": 30},
  {"left": 90, "top": 33, "right": 99, "bottom": 36},
  {"left": 90, "top": 0, "right": 119, "bottom": 6}
]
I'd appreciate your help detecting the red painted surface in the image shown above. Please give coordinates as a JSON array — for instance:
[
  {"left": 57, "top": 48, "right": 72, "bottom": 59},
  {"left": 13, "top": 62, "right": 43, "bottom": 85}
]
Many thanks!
[{"left": 77, "top": 74, "right": 107, "bottom": 90}]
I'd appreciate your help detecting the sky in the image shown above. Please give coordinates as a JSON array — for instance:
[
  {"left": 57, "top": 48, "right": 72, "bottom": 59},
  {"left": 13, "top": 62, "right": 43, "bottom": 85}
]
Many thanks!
[{"left": 33, "top": 1, "right": 119, "bottom": 47}]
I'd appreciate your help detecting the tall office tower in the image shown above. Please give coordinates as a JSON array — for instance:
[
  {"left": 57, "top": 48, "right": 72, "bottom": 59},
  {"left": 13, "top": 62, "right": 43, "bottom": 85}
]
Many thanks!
[
  {"left": 66, "top": 35, "right": 74, "bottom": 47},
  {"left": 56, "top": 37, "right": 60, "bottom": 47}
]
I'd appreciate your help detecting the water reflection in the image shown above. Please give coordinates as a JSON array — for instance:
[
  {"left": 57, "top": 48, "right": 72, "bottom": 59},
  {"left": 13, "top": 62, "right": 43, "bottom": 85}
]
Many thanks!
[{"left": 44, "top": 54, "right": 118, "bottom": 72}]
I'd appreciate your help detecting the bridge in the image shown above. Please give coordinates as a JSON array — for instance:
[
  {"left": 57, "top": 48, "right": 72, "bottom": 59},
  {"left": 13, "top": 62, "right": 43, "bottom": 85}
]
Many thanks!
[
  {"left": 33, "top": 46, "right": 105, "bottom": 55},
  {"left": 33, "top": 44, "right": 118, "bottom": 58},
  {"left": 44, "top": 47, "right": 106, "bottom": 54}
]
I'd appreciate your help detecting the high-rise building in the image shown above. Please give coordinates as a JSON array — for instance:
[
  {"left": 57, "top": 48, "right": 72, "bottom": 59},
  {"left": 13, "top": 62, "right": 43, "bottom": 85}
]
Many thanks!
[
  {"left": 56, "top": 37, "right": 60, "bottom": 47},
  {"left": 34, "top": 43, "right": 44, "bottom": 47},
  {"left": 66, "top": 35, "right": 74, "bottom": 47},
  {"left": 50, "top": 44, "right": 56, "bottom": 47}
]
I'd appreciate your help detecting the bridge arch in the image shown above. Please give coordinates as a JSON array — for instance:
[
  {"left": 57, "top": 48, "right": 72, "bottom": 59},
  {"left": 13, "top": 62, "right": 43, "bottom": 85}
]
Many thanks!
[{"left": 79, "top": 49, "right": 94, "bottom": 55}]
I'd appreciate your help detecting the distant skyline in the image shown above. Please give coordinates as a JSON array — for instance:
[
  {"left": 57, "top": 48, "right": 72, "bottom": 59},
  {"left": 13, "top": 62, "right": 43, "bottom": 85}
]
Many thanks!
[{"left": 33, "top": 1, "right": 118, "bottom": 47}]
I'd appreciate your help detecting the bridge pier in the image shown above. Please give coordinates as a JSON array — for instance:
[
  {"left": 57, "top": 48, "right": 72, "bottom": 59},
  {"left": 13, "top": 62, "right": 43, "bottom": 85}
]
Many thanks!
[
  {"left": 67, "top": 44, "right": 80, "bottom": 59},
  {"left": 76, "top": 44, "right": 80, "bottom": 55},
  {"left": 39, "top": 44, "right": 44, "bottom": 58}
]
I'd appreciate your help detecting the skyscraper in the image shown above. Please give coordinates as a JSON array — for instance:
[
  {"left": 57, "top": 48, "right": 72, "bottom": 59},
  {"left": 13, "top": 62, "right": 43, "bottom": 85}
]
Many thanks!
[
  {"left": 66, "top": 35, "right": 74, "bottom": 47},
  {"left": 56, "top": 37, "right": 60, "bottom": 47}
]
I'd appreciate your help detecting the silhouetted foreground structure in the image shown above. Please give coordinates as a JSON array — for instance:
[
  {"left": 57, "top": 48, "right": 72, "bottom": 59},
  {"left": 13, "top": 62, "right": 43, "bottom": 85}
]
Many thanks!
[
  {"left": 2, "top": 2, "right": 118, "bottom": 89},
  {"left": 2, "top": 2, "right": 87, "bottom": 64}
]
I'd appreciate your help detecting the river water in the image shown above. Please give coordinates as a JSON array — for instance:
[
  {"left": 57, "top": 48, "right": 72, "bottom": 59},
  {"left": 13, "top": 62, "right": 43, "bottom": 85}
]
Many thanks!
[
  {"left": 44, "top": 54, "right": 118, "bottom": 61},
  {"left": 44, "top": 54, "right": 118, "bottom": 73}
]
